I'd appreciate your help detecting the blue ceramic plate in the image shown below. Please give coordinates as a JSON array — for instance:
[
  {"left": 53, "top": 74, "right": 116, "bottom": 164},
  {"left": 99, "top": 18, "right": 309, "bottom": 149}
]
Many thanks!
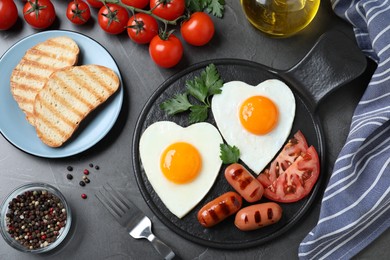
[{"left": 0, "top": 30, "right": 123, "bottom": 158}]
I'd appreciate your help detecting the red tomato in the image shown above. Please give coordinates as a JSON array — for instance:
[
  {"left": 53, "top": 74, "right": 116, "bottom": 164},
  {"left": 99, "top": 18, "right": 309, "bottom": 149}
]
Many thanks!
[
  {"left": 0, "top": 0, "right": 18, "bottom": 30},
  {"left": 127, "top": 13, "right": 158, "bottom": 44},
  {"left": 150, "top": 0, "right": 185, "bottom": 21},
  {"left": 86, "top": 0, "right": 103, "bottom": 8},
  {"left": 66, "top": 0, "right": 91, "bottom": 25},
  {"left": 122, "top": 0, "right": 149, "bottom": 9},
  {"left": 180, "top": 12, "right": 215, "bottom": 46},
  {"left": 98, "top": 4, "right": 129, "bottom": 34},
  {"left": 149, "top": 34, "right": 183, "bottom": 68},
  {"left": 258, "top": 146, "right": 320, "bottom": 203},
  {"left": 23, "top": 0, "right": 56, "bottom": 29},
  {"left": 260, "top": 130, "right": 308, "bottom": 184}
]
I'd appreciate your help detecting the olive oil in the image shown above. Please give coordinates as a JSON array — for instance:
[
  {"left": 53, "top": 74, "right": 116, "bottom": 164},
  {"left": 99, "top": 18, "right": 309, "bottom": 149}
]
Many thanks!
[{"left": 241, "top": 0, "right": 320, "bottom": 37}]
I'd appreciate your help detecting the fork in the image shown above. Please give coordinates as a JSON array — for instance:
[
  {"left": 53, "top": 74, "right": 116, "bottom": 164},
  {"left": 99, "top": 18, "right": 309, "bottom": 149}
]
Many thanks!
[{"left": 95, "top": 184, "right": 175, "bottom": 260}]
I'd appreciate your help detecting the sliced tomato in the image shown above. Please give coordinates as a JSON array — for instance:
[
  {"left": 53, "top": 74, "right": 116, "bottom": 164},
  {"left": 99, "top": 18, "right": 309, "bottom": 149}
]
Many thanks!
[
  {"left": 258, "top": 146, "right": 320, "bottom": 203},
  {"left": 262, "top": 130, "right": 308, "bottom": 185}
]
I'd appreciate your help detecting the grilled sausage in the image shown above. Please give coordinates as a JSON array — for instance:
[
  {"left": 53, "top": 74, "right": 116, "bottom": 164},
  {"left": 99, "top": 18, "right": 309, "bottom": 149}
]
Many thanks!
[
  {"left": 197, "top": 191, "right": 242, "bottom": 228},
  {"left": 234, "top": 202, "right": 282, "bottom": 231},
  {"left": 225, "top": 163, "right": 264, "bottom": 202}
]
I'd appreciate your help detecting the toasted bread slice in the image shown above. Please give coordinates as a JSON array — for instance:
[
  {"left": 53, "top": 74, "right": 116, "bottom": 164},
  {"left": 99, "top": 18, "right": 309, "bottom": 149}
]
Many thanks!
[
  {"left": 10, "top": 36, "right": 79, "bottom": 125},
  {"left": 33, "top": 64, "right": 120, "bottom": 147}
]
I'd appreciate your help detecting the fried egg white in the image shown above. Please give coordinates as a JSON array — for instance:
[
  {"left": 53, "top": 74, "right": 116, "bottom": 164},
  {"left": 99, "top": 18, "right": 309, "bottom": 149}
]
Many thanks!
[
  {"left": 211, "top": 79, "right": 296, "bottom": 174},
  {"left": 139, "top": 121, "right": 223, "bottom": 219}
]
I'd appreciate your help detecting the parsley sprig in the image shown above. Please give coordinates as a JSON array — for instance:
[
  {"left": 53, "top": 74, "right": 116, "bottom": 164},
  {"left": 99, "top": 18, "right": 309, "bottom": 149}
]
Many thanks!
[
  {"left": 219, "top": 143, "right": 240, "bottom": 164},
  {"left": 187, "top": 0, "right": 226, "bottom": 18},
  {"left": 160, "top": 64, "right": 223, "bottom": 123}
]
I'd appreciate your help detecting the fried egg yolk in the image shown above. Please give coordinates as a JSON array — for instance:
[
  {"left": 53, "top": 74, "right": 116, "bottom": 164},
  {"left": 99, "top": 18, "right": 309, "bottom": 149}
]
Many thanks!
[
  {"left": 239, "top": 95, "right": 279, "bottom": 135},
  {"left": 160, "top": 142, "right": 202, "bottom": 184}
]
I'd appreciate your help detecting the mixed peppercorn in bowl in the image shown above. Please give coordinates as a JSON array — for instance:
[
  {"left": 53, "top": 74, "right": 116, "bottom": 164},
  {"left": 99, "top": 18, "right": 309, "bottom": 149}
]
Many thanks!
[{"left": 0, "top": 183, "right": 72, "bottom": 253}]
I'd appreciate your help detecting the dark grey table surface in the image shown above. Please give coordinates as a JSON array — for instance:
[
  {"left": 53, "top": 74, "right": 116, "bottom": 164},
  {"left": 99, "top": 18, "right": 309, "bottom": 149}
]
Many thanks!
[{"left": 0, "top": 0, "right": 386, "bottom": 259}]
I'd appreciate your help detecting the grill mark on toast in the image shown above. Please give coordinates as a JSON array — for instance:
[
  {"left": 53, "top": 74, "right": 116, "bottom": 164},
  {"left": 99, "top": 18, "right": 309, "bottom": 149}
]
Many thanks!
[
  {"left": 11, "top": 82, "right": 41, "bottom": 94},
  {"left": 41, "top": 78, "right": 84, "bottom": 120},
  {"left": 11, "top": 69, "right": 49, "bottom": 85},
  {"left": 27, "top": 48, "right": 76, "bottom": 68},
  {"left": 17, "top": 58, "right": 55, "bottom": 74},
  {"left": 37, "top": 95, "right": 76, "bottom": 129},
  {"left": 52, "top": 74, "right": 93, "bottom": 116},
  {"left": 84, "top": 66, "right": 115, "bottom": 95},
  {"left": 46, "top": 37, "right": 79, "bottom": 52},
  {"left": 35, "top": 38, "right": 79, "bottom": 62},
  {"left": 71, "top": 68, "right": 104, "bottom": 105},
  {"left": 77, "top": 67, "right": 108, "bottom": 104},
  {"left": 35, "top": 114, "right": 69, "bottom": 147}
]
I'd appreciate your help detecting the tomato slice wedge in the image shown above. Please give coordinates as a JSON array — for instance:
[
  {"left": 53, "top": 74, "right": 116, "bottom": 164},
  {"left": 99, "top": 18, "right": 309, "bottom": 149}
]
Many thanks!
[
  {"left": 262, "top": 130, "right": 308, "bottom": 184},
  {"left": 257, "top": 130, "right": 320, "bottom": 203},
  {"left": 258, "top": 146, "right": 320, "bottom": 203}
]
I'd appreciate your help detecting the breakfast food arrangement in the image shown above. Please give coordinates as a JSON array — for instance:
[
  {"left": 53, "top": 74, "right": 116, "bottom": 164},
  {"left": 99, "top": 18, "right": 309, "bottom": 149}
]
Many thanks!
[
  {"left": 137, "top": 63, "right": 321, "bottom": 234},
  {"left": 1, "top": 0, "right": 378, "bottom": 258}
]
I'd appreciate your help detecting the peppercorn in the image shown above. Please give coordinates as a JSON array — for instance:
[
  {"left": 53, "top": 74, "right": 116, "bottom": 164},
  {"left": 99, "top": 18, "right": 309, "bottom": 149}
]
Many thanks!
[
  {"left": 89, "top": 163, "right": 94, "bottom": 168},
  {"left": 66, "top": 166, "right": 73, "bottom": 171},
  {"left": 79, "top": 181, "right": 85, "bottom": 187},
  {"left": 81, "top": 194, "right": 87, "bottom": 199},
  {"left": 83, "top": 169, "right": 89, "bottom": 175},
  {"left": 5, "top": 189, "right": 67, "bottom": 250},
  {"left": 84, "top": 178, "right": 90, "bottom": 184},
  {"left": 66, "top": 174, "right": 73, "bottom": 180},
  {"left": 94, "top": 165, "right": 99, "bottom": 170}
]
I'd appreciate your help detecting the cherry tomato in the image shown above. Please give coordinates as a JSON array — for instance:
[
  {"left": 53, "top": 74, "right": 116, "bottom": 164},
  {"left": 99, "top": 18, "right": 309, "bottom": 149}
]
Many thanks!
[
  {"left": 127, "top": 13, "right": 158, "bottom": 44},
  {"left": 122, "top": 0, "right": 149, "bottom": 9},
  {"left": 258, "top": 130, "right": 320, "bottom": 203},
  {"left": 150, "top": 0, "right": 185, "bottom": 21},
  {"left": 180, "top": 12, "right": 215, "bottom": 46},
  {"left": 0, "top": 0, "right": 18, "bottom": 30},
  {"left": 86, "top": 0, "right": 103, "bottom": 8},
  {"left": 66, "top": 0, "right": 91, "bottom": 25},
  {"left": 23, "top": 0, "right": 56, "bottom": 29},
  {"left": 149, "top": 34, "right": 183, "bottom": 68},
  {"left": 98, "top": 4, "right": 129, "bottom": 34}
]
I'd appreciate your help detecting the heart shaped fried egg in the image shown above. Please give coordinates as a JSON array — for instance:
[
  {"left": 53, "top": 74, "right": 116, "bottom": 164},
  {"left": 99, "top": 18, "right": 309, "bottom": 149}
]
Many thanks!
[
  {"left": 139, "top": 121, "right": 223, "bottom": 218},
  {"left": 211, "top": 79, "right": 296, "bottom": 174}
]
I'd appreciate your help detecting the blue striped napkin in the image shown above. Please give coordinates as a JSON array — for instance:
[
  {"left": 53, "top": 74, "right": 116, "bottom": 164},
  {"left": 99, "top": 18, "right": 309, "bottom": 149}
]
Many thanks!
[{"left": 298, "top": 0, "right": 390, "bottom": 259}]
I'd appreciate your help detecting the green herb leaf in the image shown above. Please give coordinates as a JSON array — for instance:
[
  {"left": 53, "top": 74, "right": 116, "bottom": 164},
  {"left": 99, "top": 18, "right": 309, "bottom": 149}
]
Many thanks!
[
  {"left": 189, "top": 105, "right": 209, "bottom": 123},
  {"left": 186, "top": 0, "right": 225, "bottom": 18},
  {"left": 186, "top": 76, "right": 208, "bottom": 104},
  {"left": 186, "top": 0, "right": 208, "bottom": 12},
  {"left": 160, "top": 63, "right": 223, "bottom": 123},
  {"left": 205, "top": 0, "right": 225, "bottom": 18},
  {"left": 220, "top": 143, "right": 240, "bottom": 164},
  {"left": 160, "top": 93, "right": 192, "bottom": 115},
  {"left": 202, "top": 63, "right": 223, "bottom": 95}
]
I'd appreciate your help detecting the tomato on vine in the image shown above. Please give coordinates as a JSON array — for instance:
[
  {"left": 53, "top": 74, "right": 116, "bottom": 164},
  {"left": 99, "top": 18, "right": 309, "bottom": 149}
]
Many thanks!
[
  {"left": 23, "top": 0, "right": 56, "bottom": 29},
  {"left": 98, "top": 4, "right": 129, "bottom": 34},
  {"left": 181, "top": 12, "right": 215, "bottom": 46},
  {"left": 150, "top": 0, "right": 185, "bottom": 21},
  {"left": 127, "top": 13, "right": 159, "bottom": 44},
  {"left": 0, "top": 0, "right": 18, "bottom": 30},
  {"left": 122, "top": 0, "right": 149, "bottom": 9},
  {"left": 66, "top": 0, "right": 91, "bottom": 25},
  {"left": 149, "top": 33, "right": 183, "bottom": 68},
  {"left": 86, "top": 0, "right": 104, "bottom": 9}
]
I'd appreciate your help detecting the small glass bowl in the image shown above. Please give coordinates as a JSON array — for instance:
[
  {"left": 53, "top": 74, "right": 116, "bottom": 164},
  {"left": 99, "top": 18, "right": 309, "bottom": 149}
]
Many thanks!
[{"left": 0, "top": 183, "right": 72, "bottom": 253}]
